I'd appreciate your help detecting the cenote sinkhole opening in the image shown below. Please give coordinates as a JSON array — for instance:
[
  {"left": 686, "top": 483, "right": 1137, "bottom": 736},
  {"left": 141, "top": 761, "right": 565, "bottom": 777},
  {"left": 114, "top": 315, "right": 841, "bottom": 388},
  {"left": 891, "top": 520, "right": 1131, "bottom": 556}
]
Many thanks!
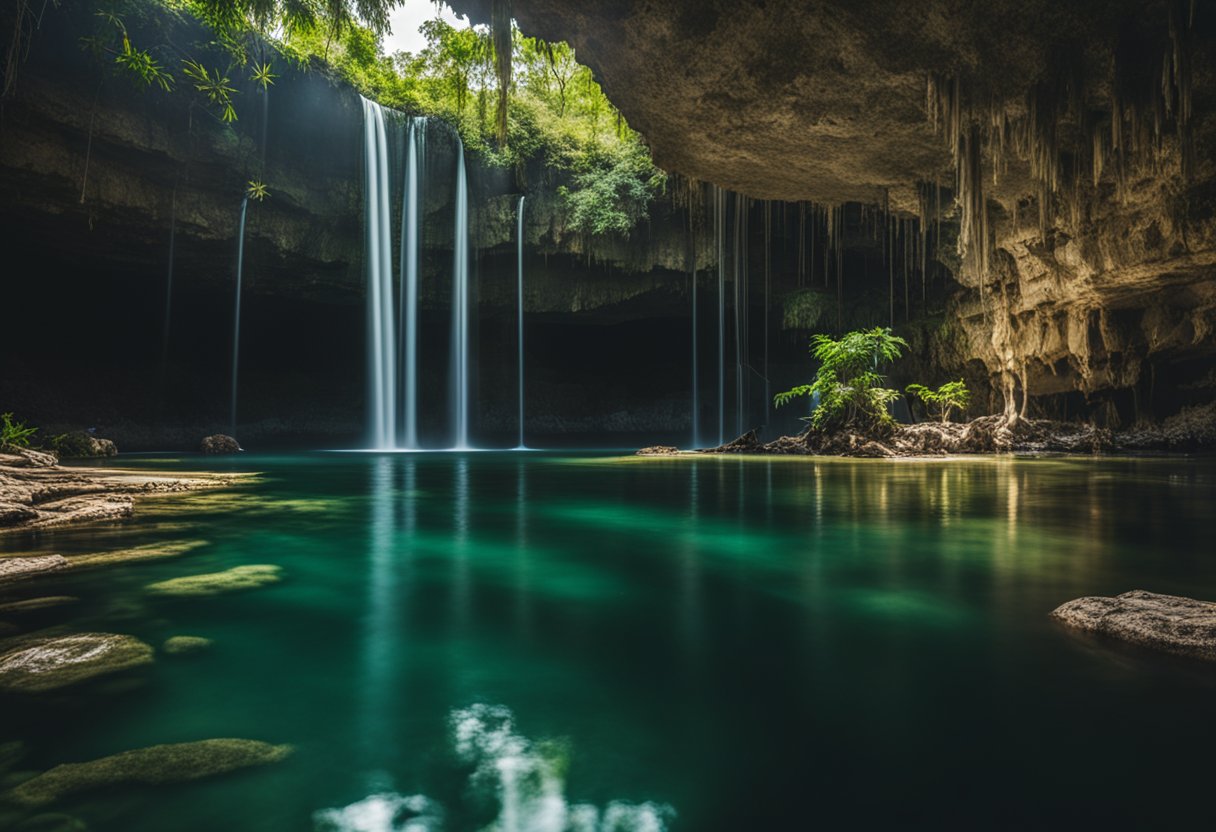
[{"left": 3, "top": 1, "right": 1216, "bottom": 831}]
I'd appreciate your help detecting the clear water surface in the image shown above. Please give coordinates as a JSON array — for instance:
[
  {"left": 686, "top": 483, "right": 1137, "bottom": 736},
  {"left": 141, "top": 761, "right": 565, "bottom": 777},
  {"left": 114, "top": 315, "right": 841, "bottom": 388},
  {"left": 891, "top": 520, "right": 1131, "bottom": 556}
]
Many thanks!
[{"left": 3, "top": 452, "right": 1215, "bottom": 830}]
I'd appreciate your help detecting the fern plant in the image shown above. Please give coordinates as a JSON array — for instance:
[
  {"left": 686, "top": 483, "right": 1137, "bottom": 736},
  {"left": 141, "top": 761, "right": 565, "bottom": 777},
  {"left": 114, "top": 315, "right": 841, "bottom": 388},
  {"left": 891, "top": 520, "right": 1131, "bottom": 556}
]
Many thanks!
[
  {"left": 1, "top": 413, "right": 38, "bottom": 448},
  {"left": 774, "top": 327, "right": 908, "bottom": 432},
  {"left": 906, "top": 380, "right": 971, "bottom": 423}
]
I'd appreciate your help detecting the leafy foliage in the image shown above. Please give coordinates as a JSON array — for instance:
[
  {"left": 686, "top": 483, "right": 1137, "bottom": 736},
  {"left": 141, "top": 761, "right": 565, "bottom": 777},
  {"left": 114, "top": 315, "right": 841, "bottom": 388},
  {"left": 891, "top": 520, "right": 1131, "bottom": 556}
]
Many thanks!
[
  {"left": 182, "top": 58, "right": 239, "bottom": 122},
  {"left": 774, "top": 327, "right": 909, "bottom": 432},
  {"left": 907, "top": 380, "right": 971, "bottom": 423},
  {"left": 250, "top": 61, "right": 277, "bottom": 89},
  {"left": 0, "top": 413, "right": 37, "bottom": 448}
]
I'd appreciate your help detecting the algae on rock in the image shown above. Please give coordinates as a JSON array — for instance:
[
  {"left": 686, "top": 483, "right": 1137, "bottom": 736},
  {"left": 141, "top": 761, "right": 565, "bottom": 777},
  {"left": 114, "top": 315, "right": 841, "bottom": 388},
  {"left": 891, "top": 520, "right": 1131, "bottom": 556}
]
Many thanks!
[
  {"left": 4, "top": 739, "right": 293, "bottom": 808},
  {"left": 145, "top": 565, "right": 282, "bottom": 598}
]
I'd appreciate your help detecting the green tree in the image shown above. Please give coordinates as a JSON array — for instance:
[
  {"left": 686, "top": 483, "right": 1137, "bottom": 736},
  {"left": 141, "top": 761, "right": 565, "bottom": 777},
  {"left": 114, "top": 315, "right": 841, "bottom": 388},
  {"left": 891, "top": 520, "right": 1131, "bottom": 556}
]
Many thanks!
[
  {"left": 906, "top": 380, "right": 971, "bottom": 423},
  {"left": 774, "top": 327, "right": 909, "bottom": 432}
]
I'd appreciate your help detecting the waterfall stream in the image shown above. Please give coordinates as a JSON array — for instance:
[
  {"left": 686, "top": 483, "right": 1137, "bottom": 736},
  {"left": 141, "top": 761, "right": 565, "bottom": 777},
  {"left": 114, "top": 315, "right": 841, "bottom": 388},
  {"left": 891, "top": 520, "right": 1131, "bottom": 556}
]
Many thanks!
[
  {"left": 451, "top": 135, "right": 471, "bottom": 450},
  {"left": 362, "top": 97, "right": 397, "bottom": 450},
  {"left": 399, "top": 117, "right": 425, "bottom": 450},
  {"left": 229, "top": 195, "right": 248, "bottom": 442},
  {"left": 515, "top": 195, "right": 526, "bottom": 450}
]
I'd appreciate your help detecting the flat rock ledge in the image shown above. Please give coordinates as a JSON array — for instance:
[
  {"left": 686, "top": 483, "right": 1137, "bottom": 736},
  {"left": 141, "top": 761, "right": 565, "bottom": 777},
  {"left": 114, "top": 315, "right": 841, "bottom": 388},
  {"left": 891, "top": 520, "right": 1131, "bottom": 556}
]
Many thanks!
[
  {"left": 0, "top": 633, "right": 155, "bottom": 693},
  {"left": 1050, "top": 590, "right": 1216, "bottom": 662},
  {"left": 1, "top": 453, "right": 242, "bottom": 534}
]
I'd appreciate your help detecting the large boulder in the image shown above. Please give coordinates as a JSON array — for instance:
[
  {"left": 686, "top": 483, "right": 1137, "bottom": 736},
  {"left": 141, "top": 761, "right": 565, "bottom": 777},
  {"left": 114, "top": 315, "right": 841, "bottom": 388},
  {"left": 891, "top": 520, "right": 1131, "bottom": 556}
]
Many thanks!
[
  {"left": 1051, "top": 590, "right": 1216, "bottom": 661},
  {"left": 199, "top": 435, "right": 241, "bottom": 455},
  {"left": 3, "top": 739, "right": 293, "bottom": 807},
  {"left": 49, "top": 432, "right": 118, "bottom": 459},
  {"left": 0, "top": 633, "right": 155, "bottom": 693}
]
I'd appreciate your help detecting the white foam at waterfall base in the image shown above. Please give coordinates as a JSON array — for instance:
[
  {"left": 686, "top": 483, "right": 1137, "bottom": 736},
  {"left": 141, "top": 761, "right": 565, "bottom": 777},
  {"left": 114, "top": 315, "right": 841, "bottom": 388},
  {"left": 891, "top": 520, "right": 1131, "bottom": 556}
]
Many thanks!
[
  {"left": 314, "top": 792, "right": 442, "bottom": 832},
  {"left": 314, "top": 704, "right": 674, "bottom": 832}
]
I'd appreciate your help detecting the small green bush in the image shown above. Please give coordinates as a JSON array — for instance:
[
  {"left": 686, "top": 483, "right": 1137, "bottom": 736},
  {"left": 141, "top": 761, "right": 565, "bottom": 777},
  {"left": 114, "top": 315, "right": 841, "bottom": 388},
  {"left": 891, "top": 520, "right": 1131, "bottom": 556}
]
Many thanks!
[
  {"left": 774, "top": 327, "right": 908, "bottom": 432},
  {"left": 906, "top": 380, "right": 971, "bottom": 423},
  {"left": 0, "top": 413, "right": 37, "bottom": 448}
]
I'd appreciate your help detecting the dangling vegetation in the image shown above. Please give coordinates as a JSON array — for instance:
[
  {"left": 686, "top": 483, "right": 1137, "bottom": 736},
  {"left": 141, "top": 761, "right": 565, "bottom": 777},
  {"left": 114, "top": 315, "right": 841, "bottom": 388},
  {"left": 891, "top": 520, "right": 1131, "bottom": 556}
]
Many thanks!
[
  {"left": 57, "top": 1, "right": 665, "bottom": 237},
  {"left": 906, "top": 380, "right": 971, "bottom": 423},
  {"left": 774, "top": 328, "right": 909, "bottom": 433}
]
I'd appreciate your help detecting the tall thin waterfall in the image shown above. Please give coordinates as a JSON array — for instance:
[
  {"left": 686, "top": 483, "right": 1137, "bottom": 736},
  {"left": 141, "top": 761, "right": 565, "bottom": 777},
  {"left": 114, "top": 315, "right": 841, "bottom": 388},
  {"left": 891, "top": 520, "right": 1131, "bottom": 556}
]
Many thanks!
[
  {"left": 715, "top": 187, "right": 726, "bottom": 445},
  {"left": 515, "top": 195, "right": 527, "bottom": 450},
  {"left": 363, "top": 97, "right": 397, "bottom": 450},
  {"left": 450, "top": 135, "right": 471, "bottom": 450},
  {"left": 398, "top": 117, "right": 426, "bottom": 449},
  {"left": 229, "top": 195, "right": 249, "bottom": 441},
  {"left": 733, "top": 194, "right": 744, "bottom": 436},
  {"left": 690, "top": 204, "right": 699, "bottom": 449}
]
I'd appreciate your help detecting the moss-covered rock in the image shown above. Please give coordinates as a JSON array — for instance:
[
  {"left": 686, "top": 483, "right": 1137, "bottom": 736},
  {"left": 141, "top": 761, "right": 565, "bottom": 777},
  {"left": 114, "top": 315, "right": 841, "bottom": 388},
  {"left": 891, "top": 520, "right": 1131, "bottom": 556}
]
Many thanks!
[
  {"left": 0, "top": 634, "right": 154, "bottom": 694},
  {"left": 48, "top": 432, "right": 117, "bottom": 459},
  {"left": 162, "top": 636, "right": 213, "bottom": 656},
  {"left": 72, "top": 541, "right": 207, "bottom": 570},
  {"left": 145, "top": 565, "right": 281, "bottom": 598},
  {"left": 3, "top": 739, "right": 293, "bottom": 808}
]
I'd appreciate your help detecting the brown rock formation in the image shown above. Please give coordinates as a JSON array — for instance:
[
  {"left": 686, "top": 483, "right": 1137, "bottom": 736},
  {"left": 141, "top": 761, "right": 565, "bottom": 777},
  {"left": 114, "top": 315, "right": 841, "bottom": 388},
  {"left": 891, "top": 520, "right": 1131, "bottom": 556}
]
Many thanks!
[{"left": 1051, "top": 590, "right": 1216, "bottom": 661}]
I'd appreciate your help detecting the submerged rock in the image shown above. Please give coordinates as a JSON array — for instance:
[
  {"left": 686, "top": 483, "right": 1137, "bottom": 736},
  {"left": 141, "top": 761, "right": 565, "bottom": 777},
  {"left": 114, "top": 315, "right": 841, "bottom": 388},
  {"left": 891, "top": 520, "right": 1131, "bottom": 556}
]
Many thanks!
[
  {"left": 199, "top": 435, "right": 241, "bottom": 455},
  {"left": 1051, "top": 590, "right": 1216, "bottom": 661},
  {"left": 71, "top": 540, "right": 208, "bottom": 570},
  {"left": 145, "top": 564, "right": 282, "bottom": 598},
  {"left": 0, "top": 597, "right": 79, "bottom": 616},
  {"left": 0, "top": 557, "right": 70, "bottom": 585},
  {"left": 3, "top": 739, "right": 293, "bottom": 808},
  {"left": 0, "top": 742, "right": 25, "bottom": 774},
  {"left": 10, "top": 813, "right": 89, "bottom": 832},
  {"left": 0, "top": 634, "right": 155, "bottom": 693},
  {"left": 162, "top": 636, "right": 213, "bottom": 656}
]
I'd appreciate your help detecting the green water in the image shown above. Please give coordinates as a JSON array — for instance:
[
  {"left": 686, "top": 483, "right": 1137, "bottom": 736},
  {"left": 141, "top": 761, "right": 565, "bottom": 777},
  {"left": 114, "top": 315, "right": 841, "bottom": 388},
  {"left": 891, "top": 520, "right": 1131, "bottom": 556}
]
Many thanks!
[{"left": 3, "top": 452, "right": 1216, "bottom": 830}]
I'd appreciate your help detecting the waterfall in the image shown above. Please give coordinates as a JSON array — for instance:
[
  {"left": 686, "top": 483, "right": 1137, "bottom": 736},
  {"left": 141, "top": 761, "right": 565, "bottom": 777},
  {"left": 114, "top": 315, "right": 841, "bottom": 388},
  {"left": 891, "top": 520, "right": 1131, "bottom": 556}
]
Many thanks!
[
  {"left": 733, "top": 194, "right": 744, "bottom": 436},
  {"left": 715, "top": 186, "right": 726, "bottom": 445},
  {"left": 450, "top": 135, "right": 471, "bottom": 450},
  {"left": 515, "top": 195, "right": 527, "bottom": 450},
  {"left": 229, "top": 195, "right": 248, "bottom": 441},
  {"left": 398, "top": 117, "right": 426, "bottom": 449},
  {"left": 161, "top": 182, "right": 177, "bottom": 376},
  {"left": 690, "top": 208, "right": 700, "bottom": 449},
  {"left": 363, "top": 97, "right": 398, "bottom": 450}
]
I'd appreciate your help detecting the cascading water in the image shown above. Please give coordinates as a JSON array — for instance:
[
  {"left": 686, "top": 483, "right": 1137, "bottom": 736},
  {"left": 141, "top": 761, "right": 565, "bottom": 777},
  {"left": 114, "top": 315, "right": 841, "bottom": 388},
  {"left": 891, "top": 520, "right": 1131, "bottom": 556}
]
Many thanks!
[
  {"left": 362, "top": 96, "right": 397, "bottom": 450},
  {"left": 229, "top": 195, "right": 248, "bottom": 441},
  {"left": 161, "top": 182, "right": 177, "bottom": 377},
  {"left": 450, "top": 134, "right": 471, "bottom": 450},
  {"left": 398, "top": 116, "right": 426, "bottom": 450},
  {"left": 715, "top": 186, "right": 726, "bottom": 445},
  {"left": 515, "top": 195, "right": 527, "bottom": 450}
]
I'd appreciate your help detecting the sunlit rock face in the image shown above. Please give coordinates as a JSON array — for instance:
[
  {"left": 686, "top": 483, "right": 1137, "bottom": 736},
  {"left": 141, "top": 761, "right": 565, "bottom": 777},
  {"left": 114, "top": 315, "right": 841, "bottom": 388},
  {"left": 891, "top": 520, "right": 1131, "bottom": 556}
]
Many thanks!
[{"left": 459, "top": 0, "right": 1216, "bottom": 421}]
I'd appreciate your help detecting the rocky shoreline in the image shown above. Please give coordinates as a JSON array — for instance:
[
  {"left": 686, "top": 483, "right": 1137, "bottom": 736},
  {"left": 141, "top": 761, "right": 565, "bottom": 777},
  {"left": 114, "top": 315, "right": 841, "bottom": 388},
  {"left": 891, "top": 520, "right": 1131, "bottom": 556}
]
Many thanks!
[
  {"left": 639, "top": 402, "right": 1216, "bottom": 459},
  {"left": 0, "top": 445, "right": 239, "bottom": 536}
]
